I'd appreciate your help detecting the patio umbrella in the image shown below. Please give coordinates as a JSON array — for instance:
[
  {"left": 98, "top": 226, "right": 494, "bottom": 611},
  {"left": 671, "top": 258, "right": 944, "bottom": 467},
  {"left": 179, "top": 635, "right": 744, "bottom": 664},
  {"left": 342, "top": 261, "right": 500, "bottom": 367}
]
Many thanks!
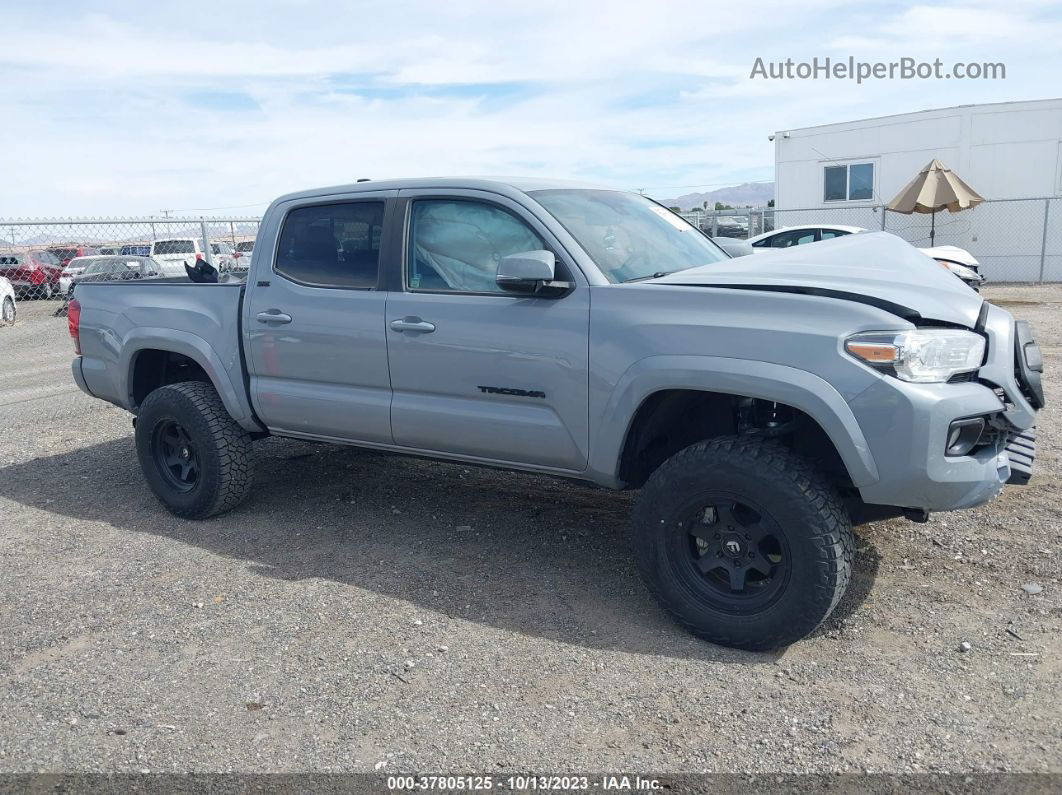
[{"left": 886, "top": 158, "right": 985, "bottom": 245}]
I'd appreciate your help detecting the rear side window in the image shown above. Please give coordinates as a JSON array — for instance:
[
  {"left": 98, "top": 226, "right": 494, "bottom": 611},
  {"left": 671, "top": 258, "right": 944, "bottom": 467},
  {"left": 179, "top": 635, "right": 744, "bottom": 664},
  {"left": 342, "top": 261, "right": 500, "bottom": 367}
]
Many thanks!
[
  {"left": 154, "top": 240, "right": 195, "bottom": 255},
  {"left": 275, "top": 201, "right": 384, "bottom": 288}
]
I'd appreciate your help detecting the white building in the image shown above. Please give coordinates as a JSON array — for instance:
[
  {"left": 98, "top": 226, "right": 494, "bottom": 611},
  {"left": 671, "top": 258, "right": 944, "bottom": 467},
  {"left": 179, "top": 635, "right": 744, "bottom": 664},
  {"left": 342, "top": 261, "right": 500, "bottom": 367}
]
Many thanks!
[
  {"left": 772, "top": 98, "right": 1062, "bottom": 281},
  {"left": 774, "top": 98, "right": 1062, "bottom": 208}
]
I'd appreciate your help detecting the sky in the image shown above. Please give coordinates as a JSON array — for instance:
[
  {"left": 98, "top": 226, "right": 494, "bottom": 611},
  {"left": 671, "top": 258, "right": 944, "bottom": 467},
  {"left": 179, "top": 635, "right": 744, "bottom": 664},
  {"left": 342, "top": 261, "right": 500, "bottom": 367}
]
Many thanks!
[{"left": 0, "top": 0, "right": 1059, "bottom": 216}]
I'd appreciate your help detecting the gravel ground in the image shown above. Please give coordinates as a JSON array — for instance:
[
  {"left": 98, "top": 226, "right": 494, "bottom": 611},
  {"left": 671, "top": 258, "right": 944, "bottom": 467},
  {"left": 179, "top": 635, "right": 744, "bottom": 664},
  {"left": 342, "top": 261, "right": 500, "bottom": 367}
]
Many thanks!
[{"left": 0, "top": 288, "right": 1059, "bottom": 775}]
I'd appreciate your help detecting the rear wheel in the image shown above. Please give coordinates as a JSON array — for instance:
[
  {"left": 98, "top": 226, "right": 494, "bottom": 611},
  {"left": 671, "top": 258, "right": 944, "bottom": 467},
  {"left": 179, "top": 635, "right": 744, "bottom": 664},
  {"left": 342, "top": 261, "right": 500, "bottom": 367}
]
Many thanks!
[
  {"left": 1, "top": 296, "right": 14, "bottom": 325},
  {"left": 35, "top": 281, "right": 54, "bottom": 300},
  {"left": 135, "top": 381, "right": 253, "bottom": 518},
  {"left": 632, "top": 436, "right": 853, "bottom": 650}
]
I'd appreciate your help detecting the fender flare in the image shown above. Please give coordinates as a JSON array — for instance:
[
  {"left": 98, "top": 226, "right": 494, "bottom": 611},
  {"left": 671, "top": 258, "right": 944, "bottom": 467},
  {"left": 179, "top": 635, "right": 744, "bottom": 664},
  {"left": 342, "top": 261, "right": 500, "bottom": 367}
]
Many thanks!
[
  {"left": 120, "top": 327, "right": 262, "bottom": 432},
  {"left": 590, "top": 355, "right": 878, "bottom": 488}
]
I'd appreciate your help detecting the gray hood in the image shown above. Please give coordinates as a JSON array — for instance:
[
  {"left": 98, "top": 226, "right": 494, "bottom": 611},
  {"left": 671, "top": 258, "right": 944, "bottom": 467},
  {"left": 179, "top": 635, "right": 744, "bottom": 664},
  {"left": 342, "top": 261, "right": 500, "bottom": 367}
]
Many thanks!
[{"left": 654, "top": 231, "right": 983, "bottom": 328}]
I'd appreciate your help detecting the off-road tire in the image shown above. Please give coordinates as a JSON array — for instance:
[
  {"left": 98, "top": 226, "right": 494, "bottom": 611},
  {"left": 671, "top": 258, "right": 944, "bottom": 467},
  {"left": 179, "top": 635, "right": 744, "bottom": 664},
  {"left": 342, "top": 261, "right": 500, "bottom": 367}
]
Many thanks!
[
  {"left": 632, "top": 435, "right": 853, "bottom": 651},
  {"left": 135, "top": 381, "right": 253, "bottom": 519}
]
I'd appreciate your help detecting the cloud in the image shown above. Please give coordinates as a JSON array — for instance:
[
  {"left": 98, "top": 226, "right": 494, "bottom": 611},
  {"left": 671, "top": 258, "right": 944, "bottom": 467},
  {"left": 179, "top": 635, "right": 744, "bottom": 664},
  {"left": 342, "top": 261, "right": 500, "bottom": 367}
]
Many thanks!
[{"left": 0, "top": 0, "right": 1056, "bottom": 214}]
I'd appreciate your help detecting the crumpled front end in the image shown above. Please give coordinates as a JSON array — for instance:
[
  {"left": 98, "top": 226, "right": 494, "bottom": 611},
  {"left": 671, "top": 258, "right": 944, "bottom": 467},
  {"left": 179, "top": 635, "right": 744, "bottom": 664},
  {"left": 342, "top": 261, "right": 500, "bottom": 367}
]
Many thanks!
[{"left": 851, "top": 302, "right": 1043, "bottom": 512}]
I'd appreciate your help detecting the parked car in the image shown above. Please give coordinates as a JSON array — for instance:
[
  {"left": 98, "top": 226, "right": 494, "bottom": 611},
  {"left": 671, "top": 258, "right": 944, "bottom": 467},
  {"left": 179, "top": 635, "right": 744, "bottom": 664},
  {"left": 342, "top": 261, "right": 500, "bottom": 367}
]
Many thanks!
[
  {"left": 748, "top": 225, "right": 985, "bottom": 289},
  {"left": 233, "top": 240, "right": 255, "bottom": 270},
  {"left": 0, "top": 275, "right": 15, "bottom": 325},
  {"left": 151, "top": 239, "right": 236, "bottom": 274},
  {"left": 0, "top": 249, "right": 64, "bottom": 298},
  {"left": 66, "top": 255, "right": 161, "bottom": 294},
  {"left": 69, "top": 178, "right": 1042, "bottom": 651},
  {"left": 748, "top": 224, "right": 864, "bottom": 249},
  {"left": 712, "top": 215, "right": 750, "bottom": 238},
  {"left": 710, "top": 237, "right": 754, "bottom": 257},
  {"left": 209, "top": 242, "right": 239, "bottom": 273},
  {"left": 47, "top": 245, "right": 99, "bottom": 266},
  {"left": 59, "top": 259, "right": 91, "bottom": 295},
  {"left": 120, "top": 245, "right": 153, "bottom": 257}
]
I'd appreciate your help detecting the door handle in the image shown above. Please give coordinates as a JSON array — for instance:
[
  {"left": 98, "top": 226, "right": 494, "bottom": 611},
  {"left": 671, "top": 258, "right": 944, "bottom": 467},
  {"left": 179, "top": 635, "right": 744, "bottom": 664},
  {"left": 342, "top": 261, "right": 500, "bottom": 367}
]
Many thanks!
[
  {"left": 390, "top": 318, "right": 436, "bottom": 334},
  {"left": 256, "top": 310, "right": 292, "bottom": 324}
]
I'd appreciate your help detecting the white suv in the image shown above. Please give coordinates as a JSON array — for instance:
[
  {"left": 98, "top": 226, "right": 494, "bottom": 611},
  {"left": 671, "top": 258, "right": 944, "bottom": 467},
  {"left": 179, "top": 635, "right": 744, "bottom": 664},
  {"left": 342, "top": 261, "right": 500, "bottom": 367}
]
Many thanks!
[{"left": 151, "top": 239, "right": 237, "bottom": 275}]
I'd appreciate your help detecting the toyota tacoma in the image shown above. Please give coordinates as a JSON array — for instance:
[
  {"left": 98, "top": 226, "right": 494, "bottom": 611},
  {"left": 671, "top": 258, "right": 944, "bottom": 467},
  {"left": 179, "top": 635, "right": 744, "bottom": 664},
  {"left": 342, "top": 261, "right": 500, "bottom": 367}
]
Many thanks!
[{"left": 68, "top": 178, "right": 1044, "bottom": 649}]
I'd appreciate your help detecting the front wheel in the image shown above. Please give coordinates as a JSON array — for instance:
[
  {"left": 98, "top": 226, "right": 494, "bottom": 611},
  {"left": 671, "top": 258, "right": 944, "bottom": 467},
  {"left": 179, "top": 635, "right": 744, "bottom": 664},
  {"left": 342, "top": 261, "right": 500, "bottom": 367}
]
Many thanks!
[
  {"left": 632, "top": 436, "right": 853, "bottom": 650},
  {"left": 35, "top": 281, "right": 54, "bottom": 300},
  {"left": 1, "top": 296, "right": 14, "bottom": 325},
  {"left": 135, "top": 381, "right": 253, "bottom": 518}
]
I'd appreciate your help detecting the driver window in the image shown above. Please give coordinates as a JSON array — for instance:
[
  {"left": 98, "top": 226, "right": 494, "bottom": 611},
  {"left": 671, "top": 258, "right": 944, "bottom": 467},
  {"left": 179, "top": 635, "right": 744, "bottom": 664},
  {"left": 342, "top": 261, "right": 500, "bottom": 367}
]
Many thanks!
[{"left": 408, "top": 200, "right": 544, "bottom": 293}]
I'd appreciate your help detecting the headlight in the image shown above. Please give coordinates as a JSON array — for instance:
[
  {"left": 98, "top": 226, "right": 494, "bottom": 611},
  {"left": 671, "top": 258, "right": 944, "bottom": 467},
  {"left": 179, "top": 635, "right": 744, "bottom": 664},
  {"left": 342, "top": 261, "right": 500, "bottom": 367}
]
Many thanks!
[
  {"left": 846, "top": 330, "right": 985, "bottom": 383},
  {"left": 935, "top": 259, "right": 983, "bottom": 283}
]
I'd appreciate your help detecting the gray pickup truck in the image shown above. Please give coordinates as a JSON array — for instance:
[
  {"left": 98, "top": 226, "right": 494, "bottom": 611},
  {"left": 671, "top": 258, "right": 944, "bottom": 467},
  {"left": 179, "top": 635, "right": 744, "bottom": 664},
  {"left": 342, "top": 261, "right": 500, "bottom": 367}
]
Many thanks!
[{"left": 69, "top": 178, "right": 1044, "bottom": 650}]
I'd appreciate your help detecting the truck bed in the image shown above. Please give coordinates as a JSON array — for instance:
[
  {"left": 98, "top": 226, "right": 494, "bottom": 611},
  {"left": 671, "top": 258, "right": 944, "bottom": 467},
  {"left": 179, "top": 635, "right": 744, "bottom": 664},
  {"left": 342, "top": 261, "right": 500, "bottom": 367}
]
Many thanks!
[{"left": 72, "top": 280, "right": 255, "bottom": 428}]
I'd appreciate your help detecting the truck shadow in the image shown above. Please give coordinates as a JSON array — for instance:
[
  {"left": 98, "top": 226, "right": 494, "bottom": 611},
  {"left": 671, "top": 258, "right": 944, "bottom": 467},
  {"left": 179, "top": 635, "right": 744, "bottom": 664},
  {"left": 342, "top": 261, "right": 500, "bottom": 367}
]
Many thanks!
[{"left": 0, "top": 435, "right": 879, "bottom": 662}]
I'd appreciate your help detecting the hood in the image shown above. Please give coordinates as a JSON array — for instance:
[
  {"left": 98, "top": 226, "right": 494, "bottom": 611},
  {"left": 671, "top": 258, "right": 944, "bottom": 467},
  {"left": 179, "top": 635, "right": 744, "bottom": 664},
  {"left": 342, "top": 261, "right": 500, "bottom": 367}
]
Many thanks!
[
  {"left": 652, "top": 231, "right": 984, "bottom": 328},
  {"left": 919, "top": 244, "right": 979, "bottom": 267}
]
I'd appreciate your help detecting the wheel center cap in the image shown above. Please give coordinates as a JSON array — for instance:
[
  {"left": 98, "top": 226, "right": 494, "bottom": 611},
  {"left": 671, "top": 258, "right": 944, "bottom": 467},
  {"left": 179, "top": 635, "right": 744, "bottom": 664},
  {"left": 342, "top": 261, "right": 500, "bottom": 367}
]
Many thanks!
[
  {"left": 180, "top": 447, "right": 190, "bottom": 460},
  {"left": 722, "top": 536, "right": 743, "bottom": 558}
]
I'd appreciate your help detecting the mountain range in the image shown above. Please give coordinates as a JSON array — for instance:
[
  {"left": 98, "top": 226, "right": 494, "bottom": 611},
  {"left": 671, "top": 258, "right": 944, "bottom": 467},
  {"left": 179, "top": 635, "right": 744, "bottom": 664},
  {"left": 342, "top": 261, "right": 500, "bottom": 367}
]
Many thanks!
[{"left": 657, "top": 182, "right": 774, "bottom": 210}]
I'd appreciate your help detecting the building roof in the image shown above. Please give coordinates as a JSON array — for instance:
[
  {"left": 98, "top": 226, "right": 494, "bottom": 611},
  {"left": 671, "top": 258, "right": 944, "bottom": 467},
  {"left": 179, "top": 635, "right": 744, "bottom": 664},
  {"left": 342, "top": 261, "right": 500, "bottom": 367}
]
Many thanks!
[{"left": 774, "top": 97, "right": 1062, "bottom": 136}]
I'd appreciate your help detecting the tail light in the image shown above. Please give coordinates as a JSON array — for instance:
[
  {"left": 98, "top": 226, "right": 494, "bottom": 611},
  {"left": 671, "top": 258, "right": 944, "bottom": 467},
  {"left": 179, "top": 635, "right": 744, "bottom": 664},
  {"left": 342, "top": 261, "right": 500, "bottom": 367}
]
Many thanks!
[{"left": 68, "top": 298, "right": 82, "bottom": 354}]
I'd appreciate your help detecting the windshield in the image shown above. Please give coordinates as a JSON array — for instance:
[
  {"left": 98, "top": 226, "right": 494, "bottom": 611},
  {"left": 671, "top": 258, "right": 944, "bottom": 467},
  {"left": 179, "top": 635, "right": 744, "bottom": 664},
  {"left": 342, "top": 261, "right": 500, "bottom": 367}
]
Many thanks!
[{"left": 530, "top": 189, "right": 727, "bottom": 283}]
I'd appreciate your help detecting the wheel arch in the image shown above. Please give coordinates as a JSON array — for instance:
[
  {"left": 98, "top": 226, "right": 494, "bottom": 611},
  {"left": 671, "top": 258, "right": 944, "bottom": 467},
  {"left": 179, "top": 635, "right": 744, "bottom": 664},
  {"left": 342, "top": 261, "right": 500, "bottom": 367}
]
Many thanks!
[
  {"left": 591, "top": 355, "right": 879, "bottom": 490},
  {"left": 121, "top": 329, "right": 262, "bottom": 432}
]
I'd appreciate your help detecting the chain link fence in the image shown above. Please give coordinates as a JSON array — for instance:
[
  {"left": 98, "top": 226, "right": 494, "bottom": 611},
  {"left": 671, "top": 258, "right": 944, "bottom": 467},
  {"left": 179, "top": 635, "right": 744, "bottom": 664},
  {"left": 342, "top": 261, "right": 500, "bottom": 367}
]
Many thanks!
[
  {"left": 685, "top": 197, "right": 1062, "bottom": 284},
  {"left": 2, "top": 199, "right": 1061, "bottom": 288},
  {"left": 0, "top": 217, "right": 260, "bottom": 302}
]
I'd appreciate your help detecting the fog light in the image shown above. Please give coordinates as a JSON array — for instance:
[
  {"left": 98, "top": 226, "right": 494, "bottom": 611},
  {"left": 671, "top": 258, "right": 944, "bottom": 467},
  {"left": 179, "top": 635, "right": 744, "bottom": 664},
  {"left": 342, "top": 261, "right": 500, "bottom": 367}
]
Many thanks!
[{"left": 946, "top": 418, "right": 985, "bottom": 456}]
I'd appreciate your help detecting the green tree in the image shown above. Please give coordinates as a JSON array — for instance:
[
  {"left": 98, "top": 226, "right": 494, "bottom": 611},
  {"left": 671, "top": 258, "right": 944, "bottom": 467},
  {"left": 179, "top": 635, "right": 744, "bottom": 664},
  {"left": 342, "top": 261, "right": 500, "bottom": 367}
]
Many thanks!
[{"left": 714, "top": 202, "right": 733, "bottom": 211}]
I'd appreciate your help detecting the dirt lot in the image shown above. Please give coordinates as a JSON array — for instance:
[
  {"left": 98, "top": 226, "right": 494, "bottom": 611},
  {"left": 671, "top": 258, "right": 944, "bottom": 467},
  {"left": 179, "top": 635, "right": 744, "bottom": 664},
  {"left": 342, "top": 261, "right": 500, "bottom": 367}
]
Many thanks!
[{"left": 0, "top": 288, "right": 1059, "bottom": 775}]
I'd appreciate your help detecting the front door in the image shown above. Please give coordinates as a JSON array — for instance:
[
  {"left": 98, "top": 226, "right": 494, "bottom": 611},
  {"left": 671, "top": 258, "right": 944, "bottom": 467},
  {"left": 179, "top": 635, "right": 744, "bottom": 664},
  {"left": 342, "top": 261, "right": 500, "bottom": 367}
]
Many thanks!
[
  {"left": 385, "top": 193, "right": 590, "bottom": 471},
  {"left": 245, "top": 193, "right": 395, "bottom": 443}
]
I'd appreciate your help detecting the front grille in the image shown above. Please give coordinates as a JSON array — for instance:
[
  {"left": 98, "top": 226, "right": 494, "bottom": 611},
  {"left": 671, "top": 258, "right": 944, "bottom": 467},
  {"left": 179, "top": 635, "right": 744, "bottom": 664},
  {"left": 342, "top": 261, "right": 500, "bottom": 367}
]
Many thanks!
[{"left": 947, "top": 371, "right": 977, "bottom": 384}]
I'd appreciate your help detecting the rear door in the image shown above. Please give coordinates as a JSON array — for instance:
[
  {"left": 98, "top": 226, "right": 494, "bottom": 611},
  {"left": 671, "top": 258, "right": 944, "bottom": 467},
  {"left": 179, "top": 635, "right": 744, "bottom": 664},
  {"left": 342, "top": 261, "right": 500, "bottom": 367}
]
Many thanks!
[
  {"left": 384, "top": 190, "right": 591, "bottom": 471},
  {"left": 244, "top": 191, "right": 397, "bottom": 442}
]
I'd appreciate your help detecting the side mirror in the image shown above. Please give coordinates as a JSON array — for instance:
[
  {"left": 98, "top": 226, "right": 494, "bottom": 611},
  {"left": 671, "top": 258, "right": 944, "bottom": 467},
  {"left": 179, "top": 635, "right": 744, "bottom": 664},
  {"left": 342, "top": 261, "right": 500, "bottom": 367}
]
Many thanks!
[{"left": 496, "top": 250, "right": 570, "bottom": 296}]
